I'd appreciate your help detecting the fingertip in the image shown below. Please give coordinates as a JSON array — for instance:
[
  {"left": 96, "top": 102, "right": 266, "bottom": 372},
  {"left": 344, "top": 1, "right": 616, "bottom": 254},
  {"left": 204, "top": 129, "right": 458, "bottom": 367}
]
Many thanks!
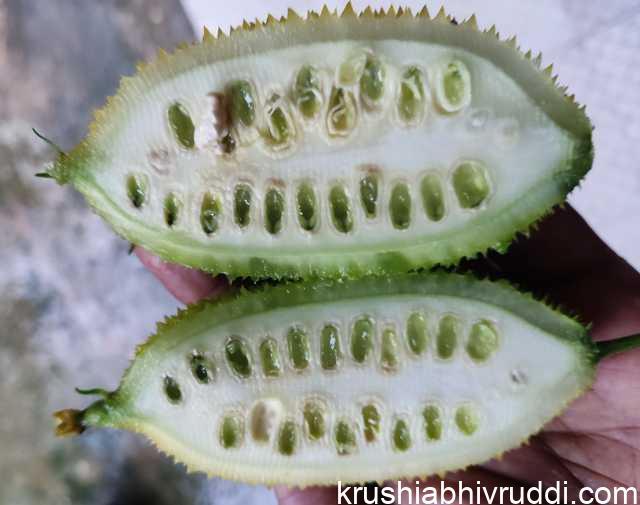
[{"left": 134, "top": 247, "right": 229, "bottom": 304}]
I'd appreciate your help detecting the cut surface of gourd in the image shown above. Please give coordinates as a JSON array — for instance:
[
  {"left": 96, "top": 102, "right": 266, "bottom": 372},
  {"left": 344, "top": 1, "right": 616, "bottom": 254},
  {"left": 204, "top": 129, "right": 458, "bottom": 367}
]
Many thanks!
[
  {"left": 43, "top": 6, "right": 593, "bottom": 279},
  {"left": 55, "top": 273, "right": 597, "bottom": 485}
]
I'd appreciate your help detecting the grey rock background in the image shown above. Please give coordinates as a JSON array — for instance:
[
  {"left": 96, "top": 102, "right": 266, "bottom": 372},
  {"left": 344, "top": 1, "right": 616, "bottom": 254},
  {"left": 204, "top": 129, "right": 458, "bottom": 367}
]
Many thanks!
[{"left": 0, "top": 1, "right": 271, "bottom": 504}]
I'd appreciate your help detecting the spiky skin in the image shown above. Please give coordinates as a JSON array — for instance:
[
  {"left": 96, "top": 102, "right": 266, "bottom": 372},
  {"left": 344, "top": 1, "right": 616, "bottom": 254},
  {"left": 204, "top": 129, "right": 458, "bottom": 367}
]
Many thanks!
[
  {"left": 55, "top": 273, "right": 598, "bottom": 486},
  {"left": 42, "top": 5, "right": 593, "bottom": 280}
]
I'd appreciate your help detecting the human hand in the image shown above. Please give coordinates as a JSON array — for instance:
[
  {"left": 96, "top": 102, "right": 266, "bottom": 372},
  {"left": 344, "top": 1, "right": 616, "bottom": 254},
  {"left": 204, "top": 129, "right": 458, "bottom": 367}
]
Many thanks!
[{"left": 136, "top": 206, "right": 640, "bottom": 504}]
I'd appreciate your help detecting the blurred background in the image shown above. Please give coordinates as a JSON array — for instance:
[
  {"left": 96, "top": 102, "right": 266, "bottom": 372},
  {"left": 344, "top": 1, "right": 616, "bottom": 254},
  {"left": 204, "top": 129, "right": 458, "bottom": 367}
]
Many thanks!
[{"left": 0, "top": 1, "right": 638, "bottom": 504}]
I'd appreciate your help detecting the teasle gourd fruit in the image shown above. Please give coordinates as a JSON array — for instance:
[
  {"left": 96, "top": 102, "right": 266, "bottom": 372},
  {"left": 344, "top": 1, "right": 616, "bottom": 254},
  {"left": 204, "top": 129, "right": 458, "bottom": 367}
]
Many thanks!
[
  {"left": 54, "top": 273, "right": 640, "bottom": 486},
  {"left": 38, "top": 5, "right": 593, "bottom": 280}
]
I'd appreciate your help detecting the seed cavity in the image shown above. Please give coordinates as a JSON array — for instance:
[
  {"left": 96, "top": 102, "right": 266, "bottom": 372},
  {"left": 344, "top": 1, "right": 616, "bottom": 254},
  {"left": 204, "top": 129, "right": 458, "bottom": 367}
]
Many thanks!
[
  {"left": 250, "top": 399, "right": 283, "bottom": 443},
  {"left": 190, "top": 353, "right": 214, "bottom": 384},
  {"left": 259, "top": 337, "right": 282, "bottom": 377},
  {"left": 421, "top": 173, "right": 446, "bottom": 222},
  {"left": 423, "top": 404, "right": 443, "bottom": 441},
  {"left": 229, "top": 80, "right": 256, "bottom": 128},
  {"left": 398, "top": 66, "right": 426, "bottom": 123},
  {"left": 225, "top": 336, "right": 252, "bottom": 379},
  {"left": 293, "top": 65, "right": 322, "bottom": 120},
  {"left": 163, "top": 193, "right": 180, "bottom": 227},
  {"left": 467, "top": 320, "right": 499, "bottom": 362},
  {"left": 265, "top": 187, "right": 285, "bottom": 235},
  {"left": 362, "top": 404, "right": 381, "bottom": 443},
  {"left": 278, "top": 419, "right": 298, "bottom": 456},
  {"left": 392, "top": 418, "right": 412, "bottom": 452},
  {"left": 287, "top": 326, "right": 310, "bottom": 371},
  {"left": 327, "top": 86, "right": 357, "bottom": 137},
  {"left": 335, "top": 419, "right": 357, "bottom": 456},
  {"left": 437, "top": 315, "right": 460, "bottom": 360},
  {"left": 126, "top": 174, "right": 147, "bottom": 209},
  {"left": 435, "top": 60, "right": 471, "bottom": 113},
  {"left": 406, "top": 312, "right": 428, "bottom": 356},
  {"left": 220, "top": 413, "right": 244, "bottom": 449},
  {"left": 320, "top": 324, "right": 341, "bottom": 371},
  {"left": 360, "top": 55, "right": 386, "bottom": 108},
  {"left": 351, "top": 316, "right": 375, "bottom": 364},
  {"left": 296, "top": 182, "right": 318, "bottom": 231},
  {"left": 453, "top": 161, "right": 491, "bottom": 209},
  {"left": 303, "top": 400, "right": 326, "bottom": 441},
  {"left": 167, "top": 102, "right": 195, "bottom": 148},
  {"left": 359, "top": 173, "right": 378, "bottom": 218},
  {"left": 329, "top": 184, "right": 353, "bottom": 233},
  {"left": 263, "top": 93, "right": 295, "bottom": 149},
  {"left": 380, "top": 327, "right": 400, "bottom": 372},
  {"left": 390, "top": 183, "right": 412, "bottom": 230},
  {"left": 200, "top": 192, "right": 222, "bottom": 235},
  {"left": 234, "top": 183, "right": 252, "bottom": 228},
  {"left": 338, "top": 53, "right": 366, "bottom": 85},
  {"left": 163, "top": 376, "right": 181, "bottom": 404},
  {"left": 455, "top": 405, "right": 479, "bottom": 435}
]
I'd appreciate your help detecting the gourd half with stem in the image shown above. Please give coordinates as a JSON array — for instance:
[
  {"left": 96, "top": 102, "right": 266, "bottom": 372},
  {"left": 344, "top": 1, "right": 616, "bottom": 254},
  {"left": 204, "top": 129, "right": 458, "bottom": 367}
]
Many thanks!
[
  {"left": 54, "top": 273, "right": 639, "bottom": 486},
  {"left": 39, "top": 5, "right": 593, "bottom": 279}
]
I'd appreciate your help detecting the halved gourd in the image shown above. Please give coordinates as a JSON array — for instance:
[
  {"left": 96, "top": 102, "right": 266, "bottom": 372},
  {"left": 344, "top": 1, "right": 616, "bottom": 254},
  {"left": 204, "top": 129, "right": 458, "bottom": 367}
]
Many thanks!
[
  {"left": 41, "top": 6, "right": 593, "bottom": 279},
  {"left": 53, "top": 273, "right": 636, "bottom": 486}
]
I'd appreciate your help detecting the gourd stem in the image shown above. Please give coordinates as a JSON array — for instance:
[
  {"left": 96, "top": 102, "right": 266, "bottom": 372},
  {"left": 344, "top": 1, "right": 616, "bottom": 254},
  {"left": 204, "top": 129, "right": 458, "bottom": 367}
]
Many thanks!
[{"left": 597, "top": 333, "right": 640, "bottom": 361}]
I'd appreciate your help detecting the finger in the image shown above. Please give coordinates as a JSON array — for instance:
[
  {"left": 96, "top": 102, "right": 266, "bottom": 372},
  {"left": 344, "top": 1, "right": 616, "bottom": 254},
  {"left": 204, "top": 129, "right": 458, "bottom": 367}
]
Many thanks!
[
  {"left": 134, "top": 247, "right": 229, "bottom": 305},
  {"left": 274, "top": 485, "right": 338, "bottom": 505}
]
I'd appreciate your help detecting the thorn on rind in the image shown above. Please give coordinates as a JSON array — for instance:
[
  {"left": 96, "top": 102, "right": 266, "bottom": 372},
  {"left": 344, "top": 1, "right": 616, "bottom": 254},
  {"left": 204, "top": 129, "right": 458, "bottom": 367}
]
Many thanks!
[
  {"left": 35, "top": 172, "right": 53, "bottom": 179},
  {"left": 128, "top": 243, "right": 136, "bottom": 255}
]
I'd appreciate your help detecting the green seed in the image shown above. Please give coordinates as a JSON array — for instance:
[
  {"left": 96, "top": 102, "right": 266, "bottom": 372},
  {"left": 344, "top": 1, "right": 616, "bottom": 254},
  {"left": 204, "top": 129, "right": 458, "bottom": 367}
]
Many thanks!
[
  {"left": 392, "top": 419, "right": 411, "bottom": 451},
  {"left": 264, "top": 94, "right": 292, "bottom": 145},
  {"left": 335, "top": 420, "right": 357, "bottom": 456},
  {"left": 265, "top": 187, "right": 285, "bottom": 234},
  {"left": 259, "top": 338, "right": 282, "bottom": 377},
  {"left": 303, "top": 401, "right": 326, "bottom": 441},
  {"left": 437, "top": 315, "right": 460, "bottom": 360},
  {"left": 126, "top": 174, "right": 146, "bottom": 209},
  {"left": 420, "top": 174, "right": 445, "bottom": 221},
  {"left": 296, "top": 183, "right": 318, "bottom": 231},
  {"left": 381, "top": 327, "right": 400, "bottom": 372},
  {"left": 190, "top": 354, "right": 214, "bottom": 384},
  {"left": 327, "top": 86, "right": 357, "bottom": 136},
  {"left": 293, "top": 65, "right": 322, "bottom": 119},
  {"left": 220, "top": 414, "right": 244, "bottom": 449},
  {"left": 423, "top": 405, "right": 443, "bottom": 441},
  {"left": 225, "top": 336, "right": 252, "bottom": 378},
  {"left": 167, "top": 102, "right": 195, "bottom": 149},
  {"left": 229, "top": 80, "right": 256, "bottom": 127},
  {"left": 443, "top": 61, "right": 469, "bottom": 108},
  {"left": 390, "top": 183, "right": 412, "bottom": 230},
  {"left": 200, "top": 192, "right": 222, "bottom": 235},
  {"left": 163, "top": 376, "right": 181, "bottom": 404},
  {"left": 360, "top": 55, "right": 385, "bottom": 105},
  {"left": 406, "top": 312, "right": 428, "bottom": 355},
  {"left": 362, "top": 404, "right": 380, "bottom": 443},
  {"left": 467, "top": 320, "right": 499, "bottom": 362},
  {"left": 287, "top": 327, "right": 310, "bottom": 371},
  {"left": 455, "top": 405, "right": 479, "bottom": 435},
  {"left": 453, "top": 161, "right": 490, "bottom": 209},
  {"left": 164, "top": 193, "right": 180, "bottom": 227},
  {"left": 351, "top": 317, "right": 374, "bottom": 364},
  {"left": 329, "top": 184, "right": 353, "bottom": 233},
  {"left": 278, "top": 420, "right": 298, "bottom": 456},
  {"left": 359, "top": 173, "right": 378, "bottom": 218},
  {"left": 320, "top": 324, "right": 341, "bottom": 370},
  {"left": 234, "top": 184, "right": 252, "bottom": 227},
  {"left": 398, "top": 66, "right": 425, "bottom": 122}
]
